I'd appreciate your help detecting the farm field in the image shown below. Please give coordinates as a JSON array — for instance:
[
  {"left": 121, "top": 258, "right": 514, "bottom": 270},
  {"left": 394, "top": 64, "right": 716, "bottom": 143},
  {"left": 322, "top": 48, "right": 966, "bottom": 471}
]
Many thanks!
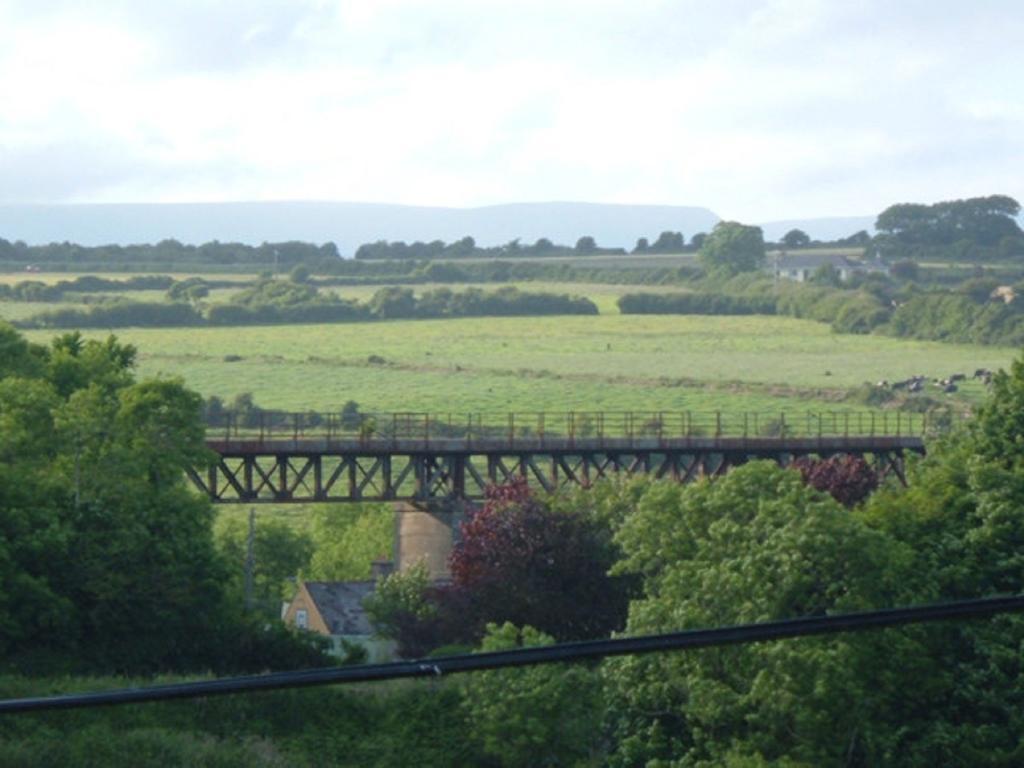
[{"left": 25, "top": 314, "right": 1014, "bottom": 415}]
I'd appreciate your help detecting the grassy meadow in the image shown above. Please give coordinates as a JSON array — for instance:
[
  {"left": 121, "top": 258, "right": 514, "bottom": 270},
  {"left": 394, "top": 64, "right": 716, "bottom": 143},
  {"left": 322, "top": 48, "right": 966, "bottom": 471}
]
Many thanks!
[{"left": 24, "top": 313, "right": 1013, "bottom": 415}]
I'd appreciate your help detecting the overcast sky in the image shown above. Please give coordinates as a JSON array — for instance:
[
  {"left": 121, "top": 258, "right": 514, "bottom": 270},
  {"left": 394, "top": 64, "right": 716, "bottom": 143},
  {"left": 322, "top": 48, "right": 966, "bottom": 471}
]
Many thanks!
[{"left": 0, "top": 0, "right": 1021, "bottom": 222}]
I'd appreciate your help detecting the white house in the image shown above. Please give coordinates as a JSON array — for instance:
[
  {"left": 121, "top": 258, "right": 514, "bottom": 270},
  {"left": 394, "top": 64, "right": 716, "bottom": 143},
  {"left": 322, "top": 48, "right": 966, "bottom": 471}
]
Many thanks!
[{"left": 769, "top": 253, "right": 889, "bottom": 283}]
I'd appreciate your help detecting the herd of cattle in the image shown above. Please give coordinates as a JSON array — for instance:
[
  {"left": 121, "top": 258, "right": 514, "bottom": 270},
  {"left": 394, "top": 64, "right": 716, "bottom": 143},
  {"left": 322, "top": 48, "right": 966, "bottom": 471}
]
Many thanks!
[{"left": 876, "top": 368, "right": 994, "bottom": 394}]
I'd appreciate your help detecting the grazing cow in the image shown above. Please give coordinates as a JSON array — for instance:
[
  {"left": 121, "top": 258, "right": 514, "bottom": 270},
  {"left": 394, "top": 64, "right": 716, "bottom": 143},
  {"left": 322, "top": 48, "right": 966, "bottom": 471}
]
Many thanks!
[
  {"left": 950, "top": 373, "right": 966, "bottom": 382},
  {"left": 942, "top": 383, "right": 958, "bottom": 394},
  {"left": 974, "top": 368, "right": 992, "bottom": 379}
]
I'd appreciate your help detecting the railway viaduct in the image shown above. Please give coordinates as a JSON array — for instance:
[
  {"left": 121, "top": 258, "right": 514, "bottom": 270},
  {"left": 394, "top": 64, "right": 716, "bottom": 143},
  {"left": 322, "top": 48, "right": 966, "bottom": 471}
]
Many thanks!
[{"left": 189, "top": 410, "right": 929, "bottom": 505}]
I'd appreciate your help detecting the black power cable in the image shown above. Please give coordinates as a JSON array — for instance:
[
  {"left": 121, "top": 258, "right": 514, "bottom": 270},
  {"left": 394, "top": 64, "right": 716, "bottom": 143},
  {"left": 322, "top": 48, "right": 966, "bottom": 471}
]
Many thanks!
[{"left": 2, "top": 594, "right": 1023, "bottom": 714}]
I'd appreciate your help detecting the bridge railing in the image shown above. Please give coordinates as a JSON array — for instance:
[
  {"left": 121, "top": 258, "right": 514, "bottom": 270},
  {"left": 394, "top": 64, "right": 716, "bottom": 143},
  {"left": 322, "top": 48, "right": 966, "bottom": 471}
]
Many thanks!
[{"left": 205, "top": 409, "right": 950, "bottom": 448}]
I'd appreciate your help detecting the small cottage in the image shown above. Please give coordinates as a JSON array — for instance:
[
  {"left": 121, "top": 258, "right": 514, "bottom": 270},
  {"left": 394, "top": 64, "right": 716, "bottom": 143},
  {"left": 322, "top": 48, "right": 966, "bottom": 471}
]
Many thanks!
[
  {"left": 769, "top": 253, "right": 888, "bottom": 283},
  {"left": 282, "top": 579, "right": 394, "bottom": 662}
]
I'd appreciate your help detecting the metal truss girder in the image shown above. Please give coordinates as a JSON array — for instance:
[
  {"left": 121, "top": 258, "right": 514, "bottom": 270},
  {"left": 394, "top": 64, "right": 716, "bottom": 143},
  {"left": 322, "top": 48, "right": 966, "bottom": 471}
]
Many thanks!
[{"left": 191, "top": 446, "right": 917, "bottom": 503}]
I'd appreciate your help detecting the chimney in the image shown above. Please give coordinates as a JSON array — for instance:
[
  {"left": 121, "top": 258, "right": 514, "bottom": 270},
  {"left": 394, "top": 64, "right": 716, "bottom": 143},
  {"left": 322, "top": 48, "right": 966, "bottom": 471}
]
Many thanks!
[{"left": 371, "top": 558, "right": 395, "bottom": 582}]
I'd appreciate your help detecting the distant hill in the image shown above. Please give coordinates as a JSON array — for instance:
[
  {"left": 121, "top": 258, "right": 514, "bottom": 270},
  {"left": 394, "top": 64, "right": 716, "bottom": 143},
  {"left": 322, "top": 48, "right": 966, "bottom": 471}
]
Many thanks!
[
  {"left": 757, "top": 215, "right": 876, "bottom": 242},
  {"left": 0, "top": 201, "right": 721, "bottom": 256}
]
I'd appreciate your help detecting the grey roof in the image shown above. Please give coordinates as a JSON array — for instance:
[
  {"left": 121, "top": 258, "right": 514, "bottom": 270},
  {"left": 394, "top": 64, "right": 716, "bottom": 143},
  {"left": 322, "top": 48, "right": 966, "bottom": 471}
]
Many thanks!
[
  {"left": 304, "top": 581, "right": 376, "bottom": 636},
  {"left": 772, "top": 253, "right": 859, "bottom": 270}
]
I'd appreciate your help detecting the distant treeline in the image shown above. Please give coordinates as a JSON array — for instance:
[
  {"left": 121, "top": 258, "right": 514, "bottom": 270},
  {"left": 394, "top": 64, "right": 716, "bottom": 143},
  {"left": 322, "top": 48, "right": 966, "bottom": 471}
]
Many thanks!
[
  {"left": 0, "top": 237, "right": 338, "bottom": 269},
  {"left": 354, "top": 232, "right": 729, "bottom": 262},
  {"left": 619, "top": 273, "right": 1024, "bottom": 345},
  {"left": 19, "top": 281, "right": 598, "bottom": 329}
]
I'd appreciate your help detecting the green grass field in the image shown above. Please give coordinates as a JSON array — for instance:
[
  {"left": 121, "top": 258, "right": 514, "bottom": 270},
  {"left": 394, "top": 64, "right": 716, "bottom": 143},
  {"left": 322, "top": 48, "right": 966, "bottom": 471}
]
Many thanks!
[{"left": 24, "top": 314, "right": 1014, "bottom": 415}]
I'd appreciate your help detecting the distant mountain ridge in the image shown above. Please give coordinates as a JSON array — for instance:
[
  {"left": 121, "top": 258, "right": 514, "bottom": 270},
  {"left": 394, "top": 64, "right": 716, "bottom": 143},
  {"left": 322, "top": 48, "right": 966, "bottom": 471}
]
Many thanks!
[
  {"left": 0, "top": 201, "right": 875, "bottom": 255},
  {"left": 757, "top": 216, "right": 876, "bottom": 243}
]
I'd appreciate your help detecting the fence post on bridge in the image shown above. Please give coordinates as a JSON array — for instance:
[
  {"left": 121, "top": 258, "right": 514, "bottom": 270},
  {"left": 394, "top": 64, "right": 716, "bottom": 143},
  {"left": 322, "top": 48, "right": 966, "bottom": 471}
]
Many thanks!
[{"left": 715, "top": 411, "right": 722, "bottom": 438}]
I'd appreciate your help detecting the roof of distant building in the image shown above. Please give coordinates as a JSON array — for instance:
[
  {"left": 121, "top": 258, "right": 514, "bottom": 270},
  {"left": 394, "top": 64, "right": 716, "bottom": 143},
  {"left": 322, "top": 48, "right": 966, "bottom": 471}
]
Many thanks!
[
  {"left": 772, "top": 253, "right": 861, "bottom": 270},
  {"left": 303, "top": 580, "right": 376, "bottom": 636}
]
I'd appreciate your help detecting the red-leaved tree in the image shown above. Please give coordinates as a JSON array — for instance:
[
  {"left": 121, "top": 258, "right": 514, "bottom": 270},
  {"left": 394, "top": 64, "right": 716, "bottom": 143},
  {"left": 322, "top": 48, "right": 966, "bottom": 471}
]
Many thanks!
[
  {"left": 793, "top": 454, "right": 879, "bottom": 507},
  {"left": 448, "top": 478, "right": 630, "bottom": 642}
]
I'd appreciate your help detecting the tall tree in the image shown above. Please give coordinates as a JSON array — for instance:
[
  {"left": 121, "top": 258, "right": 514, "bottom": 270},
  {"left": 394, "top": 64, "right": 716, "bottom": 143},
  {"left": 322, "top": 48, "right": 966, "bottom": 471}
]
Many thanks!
[
  {"left": 0, "top": 323, "right": 285, "bottom": 672},
  {"left": 575, "top": 235, "right": 597, "bottom": 253},
  {"left": 449, "top": 479, "right": 630, "bottom": 642},
  {"left": 781, "top": 228, "right": 811, "bottom": 248},
  {"left": 698, "top": 221, "right": 766, "bottom": 276}
]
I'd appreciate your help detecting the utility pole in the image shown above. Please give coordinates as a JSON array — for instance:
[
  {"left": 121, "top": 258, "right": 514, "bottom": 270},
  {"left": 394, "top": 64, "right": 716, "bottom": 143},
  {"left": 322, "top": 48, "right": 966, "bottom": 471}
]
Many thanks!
[{"left": 244, "top": 508, "right": 256, "bottom": 611}]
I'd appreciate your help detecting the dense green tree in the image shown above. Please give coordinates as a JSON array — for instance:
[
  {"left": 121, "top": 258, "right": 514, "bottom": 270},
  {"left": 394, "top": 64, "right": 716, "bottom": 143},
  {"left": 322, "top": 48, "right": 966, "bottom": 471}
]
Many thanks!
[
  {"left": 306, "top": 504, "right": 394, "bottom": 581},
  {"left": 288, "top": 264, "right": 311, "bottom": 283},
  {"left": 216, "top": 514, "right": 315, "bottom": 617},
  {"left": 781, "top": 228, "right": 811, "bottom": 248},
  {"left": 367, "top": 286, "right": 417, "bottom": 318},
  {"left": 859, "top": 420, "right": 1024, "bottom": 762},
  {"left": 0, "top": 322, "right": 325, "bottom": 673},
  {"left": 606, "top": 462, "right": 923, "bottom": 766},
  {"left": 649, "top": 230, "right": 685, "bottom": 253},
  {"left": 698, "top": 221, "right": 766, "bottom": 276},
  {"left": 876, "top": 195, "right": 1022, "bottom": 249},
  {"left": 811, "top": 262, "right": 843, "bottom": 287},
  {"left": 461, "top": 623, "right": 604, "bottom": 768},
  {"left": 575, "top": 235, "right": 597, "bottom": 253},
  {"left": 889, "top": 258, "right": 919, "bottom": 280}
]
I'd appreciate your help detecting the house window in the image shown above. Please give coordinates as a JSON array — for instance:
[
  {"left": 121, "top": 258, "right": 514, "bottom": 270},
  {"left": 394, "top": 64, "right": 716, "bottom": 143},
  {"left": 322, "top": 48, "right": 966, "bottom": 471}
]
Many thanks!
[{"left": 296, "top": 609, "right": 308, "bottom": 629}]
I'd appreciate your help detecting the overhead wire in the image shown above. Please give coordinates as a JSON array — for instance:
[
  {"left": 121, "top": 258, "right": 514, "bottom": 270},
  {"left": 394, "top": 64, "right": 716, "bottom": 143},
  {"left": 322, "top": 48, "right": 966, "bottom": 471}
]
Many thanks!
[{"left": 2, "top": 594, "right": 1023, "bottom": 714}]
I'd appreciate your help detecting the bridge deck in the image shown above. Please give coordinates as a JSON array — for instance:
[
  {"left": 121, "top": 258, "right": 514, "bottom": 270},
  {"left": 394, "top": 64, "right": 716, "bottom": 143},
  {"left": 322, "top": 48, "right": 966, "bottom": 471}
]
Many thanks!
[
  {"left": 194, "top": 412, "right": 927, "bottom": 503},
  {"left": 206, "top": 434, "right": 925, "bottom": 456}
]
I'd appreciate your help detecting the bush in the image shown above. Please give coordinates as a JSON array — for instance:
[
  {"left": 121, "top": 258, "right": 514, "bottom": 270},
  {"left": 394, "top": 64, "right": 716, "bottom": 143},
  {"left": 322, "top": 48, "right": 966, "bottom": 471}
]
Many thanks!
[
  {"left": 27, "top": 301, "right": 204, "bottom": 328},
  {"left": 617, "top": 292, "right": 776, "bottom": 315}
]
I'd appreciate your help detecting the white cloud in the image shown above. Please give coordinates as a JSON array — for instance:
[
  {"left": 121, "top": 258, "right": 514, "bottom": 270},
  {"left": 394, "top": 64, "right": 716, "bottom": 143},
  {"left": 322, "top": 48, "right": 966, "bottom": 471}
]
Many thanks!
[{"left": 0, "top": 0, "right": 1020, "bottom": 221}]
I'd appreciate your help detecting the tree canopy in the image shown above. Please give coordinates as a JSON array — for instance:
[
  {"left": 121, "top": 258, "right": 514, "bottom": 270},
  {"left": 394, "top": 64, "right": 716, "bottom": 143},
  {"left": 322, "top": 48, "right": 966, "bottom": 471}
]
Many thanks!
[
  {"left": 875, "top": 194, "right": 1023, "bottom": 249},
  {"left": 0, "top": 323, "right": 324, "bottom": 673},
  {"left": 698, "top": 221, "right": 766, "bottom": 276},
  {"left": 781, "top": 228, "right": 811, "bottom": 248}
]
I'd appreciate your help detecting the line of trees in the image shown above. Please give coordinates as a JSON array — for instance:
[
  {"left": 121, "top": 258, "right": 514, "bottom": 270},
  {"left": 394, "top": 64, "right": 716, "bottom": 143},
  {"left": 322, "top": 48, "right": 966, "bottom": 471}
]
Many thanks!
[
  {"left": 19, "top": 280, "right": 598, "bottom": 329},
  {"left": 0, "top": 275, "right": 174, "bottom": 301},
  {"left": 354, "top": 235, "right": 628, "bottom": 260},
  {"left": 0, "top": 238, "right": 339, "bottom": 270}
]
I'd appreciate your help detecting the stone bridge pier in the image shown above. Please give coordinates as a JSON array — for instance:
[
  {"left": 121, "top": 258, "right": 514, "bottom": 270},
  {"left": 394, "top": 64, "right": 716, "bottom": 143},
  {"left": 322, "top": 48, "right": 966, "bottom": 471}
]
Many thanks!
[{"left": 392, "top": 500, "right": 469, "bottom": 581}]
